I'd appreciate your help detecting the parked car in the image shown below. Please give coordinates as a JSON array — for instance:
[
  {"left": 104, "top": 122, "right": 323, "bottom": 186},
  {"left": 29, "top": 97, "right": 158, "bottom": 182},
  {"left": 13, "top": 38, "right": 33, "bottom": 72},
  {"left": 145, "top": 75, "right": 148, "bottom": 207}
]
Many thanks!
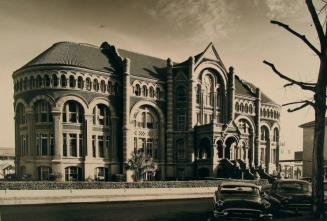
[
  {"left": 266, "top": 179, "right": 312, "bottom": 214},
  {"left": 212, "top": 181, "right": 273, "bottom": 220}
]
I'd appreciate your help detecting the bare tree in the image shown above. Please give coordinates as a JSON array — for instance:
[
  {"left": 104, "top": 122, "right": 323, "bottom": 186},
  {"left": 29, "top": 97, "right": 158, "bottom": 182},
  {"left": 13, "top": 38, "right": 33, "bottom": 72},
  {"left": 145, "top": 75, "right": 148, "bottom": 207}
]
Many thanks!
[{"left": 263, "top": 0, "right": 326, "bottom": 219}]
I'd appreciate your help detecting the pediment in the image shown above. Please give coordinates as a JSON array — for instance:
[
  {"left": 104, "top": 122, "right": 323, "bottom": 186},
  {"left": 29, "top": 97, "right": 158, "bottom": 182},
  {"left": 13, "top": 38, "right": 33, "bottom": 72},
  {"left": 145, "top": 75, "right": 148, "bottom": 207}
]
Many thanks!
[
  {"left": 195, "top": 43, "right": 224, "bottom": 66},
  {"left": 223, "top": 120, "right": 241, "bottom": 135}
]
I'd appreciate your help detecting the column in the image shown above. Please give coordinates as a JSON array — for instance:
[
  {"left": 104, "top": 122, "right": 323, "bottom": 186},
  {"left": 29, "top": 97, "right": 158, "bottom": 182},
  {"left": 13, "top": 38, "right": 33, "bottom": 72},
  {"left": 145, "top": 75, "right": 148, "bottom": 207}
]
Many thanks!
[
  {"left": 122, "top": 58, "right": 131, "bottom": 178},
  {"left": 187, "top": 57, "right": 195, "bottom": 178},
  {"left": 188, "top": 56, "right": 196, "bottom": 128},
  {"left": 227, "top": 67, "right": 235, "bottom": 122},
  {"left": 213, "top": 92, "right": 217, "bottom": 123},
  {"left": 84, "top": 114, "right": 93, "bottom": 158},
  {"left": 254, "top": 88, "right": 261, "bottom": 167},
  {"left": 25, "top": 108, "right": 34, "bottom": 156},
  {"left": 166, "top": 58, "right": 174, "bottom": 178},
  {"left": 110, "top": 116, "right": 118, "bottom": 162},
  {"left": 14, "top": 114, "right": 20, "bottom": 177},
  {"left": 84, "top": 114, "right": 93, "bottom": 180},
  {"left": 52, "top": 111, "right": 63, "bottom": 181}
]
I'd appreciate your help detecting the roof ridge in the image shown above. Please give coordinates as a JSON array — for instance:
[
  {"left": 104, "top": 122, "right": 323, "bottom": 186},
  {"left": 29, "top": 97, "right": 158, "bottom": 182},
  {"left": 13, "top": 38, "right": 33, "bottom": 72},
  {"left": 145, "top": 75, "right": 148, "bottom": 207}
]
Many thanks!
[
  {"left": 235, "top": 75, "right": 256, "bottom": 95},
  {"left": 117, "top": 48, "right": 167, "bottom": 62}
]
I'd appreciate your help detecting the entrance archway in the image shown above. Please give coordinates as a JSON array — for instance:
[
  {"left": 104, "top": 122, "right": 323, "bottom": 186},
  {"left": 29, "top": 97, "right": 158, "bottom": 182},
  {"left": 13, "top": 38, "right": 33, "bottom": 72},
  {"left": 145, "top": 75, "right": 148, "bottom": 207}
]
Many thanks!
[{"left": 224, "top": 136, "right": 237, "bottom": 160}]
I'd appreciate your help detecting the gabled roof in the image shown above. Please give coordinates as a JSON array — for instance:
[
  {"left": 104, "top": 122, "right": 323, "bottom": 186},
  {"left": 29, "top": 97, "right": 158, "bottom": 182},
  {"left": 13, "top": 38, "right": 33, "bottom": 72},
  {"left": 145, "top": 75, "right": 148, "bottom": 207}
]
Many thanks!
[
  {"left": 299, "top": 118, "right": 327, "bottom": 128},
  {"left": 235, "top": 75, "right": 278, "bottom": 105},
  {"left": 17, "top": 42, "right": 167, "bottom": 80},
  {"left": 20, "top": 42, "right": 117, "bottom": 73},
  {"left": 193, "top": 42, "right": 226, "bottom": 71},
  {"left": 118, "top": 49, "right": 167, "bottom": 81}
]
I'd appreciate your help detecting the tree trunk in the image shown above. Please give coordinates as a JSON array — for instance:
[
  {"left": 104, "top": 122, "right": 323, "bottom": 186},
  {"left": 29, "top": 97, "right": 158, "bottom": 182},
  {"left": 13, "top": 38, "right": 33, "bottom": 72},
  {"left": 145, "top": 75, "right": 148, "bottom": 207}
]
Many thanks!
[{"left": 312, "top": 58, "right": 327, "bottom": 219}]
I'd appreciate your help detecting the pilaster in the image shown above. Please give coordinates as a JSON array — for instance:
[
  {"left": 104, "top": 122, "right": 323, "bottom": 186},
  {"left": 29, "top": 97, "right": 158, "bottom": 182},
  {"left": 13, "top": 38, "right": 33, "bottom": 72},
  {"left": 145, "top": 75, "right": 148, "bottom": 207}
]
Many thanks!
[
  {"left": 254, "top": 88, "right": 261, "bottom": 167},
  {"left": 166, "top": 58, "right": 175, "bottom": 178},
  {"left": 227, "top": 67, "right": 235, "bottom": 122},
  {"left": 122, "top": 58, "right": 131, "bottom": 165}
]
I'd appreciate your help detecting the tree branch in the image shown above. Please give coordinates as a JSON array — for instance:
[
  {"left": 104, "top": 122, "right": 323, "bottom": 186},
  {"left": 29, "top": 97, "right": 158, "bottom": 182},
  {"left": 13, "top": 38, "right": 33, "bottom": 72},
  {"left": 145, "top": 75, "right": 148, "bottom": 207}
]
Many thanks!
[
  {"left": 286, "top": 102, "right": 312, "bottom": 112},
  {"left": 282, "top": 100, "right": 315, "bottom": 107},
  {"left": 271, "top": 20, "right": 321, "bottom": 56},
  {"left": 263, "top": 60, "right": 316, "bottom": 91},
  {"left": 306, "top": 0, "right": 325, "bottom": 52}
]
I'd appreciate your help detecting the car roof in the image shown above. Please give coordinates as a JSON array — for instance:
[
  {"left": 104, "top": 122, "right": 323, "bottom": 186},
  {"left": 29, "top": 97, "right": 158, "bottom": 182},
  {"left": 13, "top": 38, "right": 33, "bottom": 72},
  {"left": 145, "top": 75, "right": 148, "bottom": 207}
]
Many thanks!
[
  {"left": 274, "top": 179, "right": 311, "bottom": 184},
  {"left": 220, "top": 181, "right": 259, "bottom": 188}
]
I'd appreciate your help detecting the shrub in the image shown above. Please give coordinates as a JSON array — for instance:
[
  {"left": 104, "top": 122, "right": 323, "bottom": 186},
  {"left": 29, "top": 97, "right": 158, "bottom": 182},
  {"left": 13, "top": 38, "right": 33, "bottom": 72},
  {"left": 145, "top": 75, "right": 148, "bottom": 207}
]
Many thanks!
[{"left": 0, "top": 179, "right": 269, "bottom": 190}]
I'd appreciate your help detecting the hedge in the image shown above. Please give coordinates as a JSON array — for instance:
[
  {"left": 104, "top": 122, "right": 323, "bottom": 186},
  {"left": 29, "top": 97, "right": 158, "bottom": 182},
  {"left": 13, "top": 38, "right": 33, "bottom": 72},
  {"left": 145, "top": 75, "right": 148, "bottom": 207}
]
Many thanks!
[{"left": 0, "top": 179, "right": 269, "bottom": 190}]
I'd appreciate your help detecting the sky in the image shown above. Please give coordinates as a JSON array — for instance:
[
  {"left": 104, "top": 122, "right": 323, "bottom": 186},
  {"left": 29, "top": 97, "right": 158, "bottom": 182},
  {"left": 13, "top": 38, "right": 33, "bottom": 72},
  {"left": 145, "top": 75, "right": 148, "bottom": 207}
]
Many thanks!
[{"left": 0, "top": 0, "right": 324, "bottom": 151}]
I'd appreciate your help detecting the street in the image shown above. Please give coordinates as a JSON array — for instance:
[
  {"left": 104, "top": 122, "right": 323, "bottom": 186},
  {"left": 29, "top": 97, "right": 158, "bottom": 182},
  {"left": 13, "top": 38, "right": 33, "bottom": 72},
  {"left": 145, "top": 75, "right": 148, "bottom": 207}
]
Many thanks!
[
  {"left": 1, "top": 199, "right": 212, "bottom": 221},
  {"left": 0, "top": 198, "right": 311, "bottom": 221}
]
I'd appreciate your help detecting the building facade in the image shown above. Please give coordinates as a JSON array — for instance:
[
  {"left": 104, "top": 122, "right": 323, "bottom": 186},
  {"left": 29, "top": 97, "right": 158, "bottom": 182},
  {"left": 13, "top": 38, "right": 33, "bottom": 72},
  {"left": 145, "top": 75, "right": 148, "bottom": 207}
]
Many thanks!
[
  {"left": 300, "top": 119, "right": 327, "bottom": 179},
  {"left": 13, "top": 42, "right": 281, "bottom": 181}
]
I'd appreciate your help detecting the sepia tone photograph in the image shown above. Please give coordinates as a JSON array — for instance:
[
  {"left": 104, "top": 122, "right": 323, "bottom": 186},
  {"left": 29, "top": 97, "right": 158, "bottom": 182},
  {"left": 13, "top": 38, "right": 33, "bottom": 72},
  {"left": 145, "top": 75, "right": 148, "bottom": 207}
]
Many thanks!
[{"left": 0, "top": 0, "right": 327, "bottom": 220}]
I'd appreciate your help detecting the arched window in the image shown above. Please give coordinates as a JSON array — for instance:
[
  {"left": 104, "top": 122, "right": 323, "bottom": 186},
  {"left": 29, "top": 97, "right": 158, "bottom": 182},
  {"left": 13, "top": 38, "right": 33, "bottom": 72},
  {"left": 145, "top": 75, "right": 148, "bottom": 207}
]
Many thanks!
[
  {"left": 133, "top": 106, "right": 159, "bottom": 160},
  {"left": 36, "top": 75, "right": 42, "bottom": 88},
  {"left": 34, "top": 101, "right": 52, "bottom": 123},
  {"left": 176, "top": 86, "right": 186, "bottom": 102},
  {"left": 95, "top": 167, "right": 108, "bottom": 181},
  {"left": 44, "top": 75, "right": 50, "bottom": 87},
  {"left": 244, "top": 104, "right": 249, "bottom": 113},
  {"left": 86, "top": 78, "right": 91, "bottom": 90},
  {"left": 52, "top": 74, "right": 59, "bottom": 87},
  {"left": 93, "top": 104, "right": 110, "bottom": 126},
  {"left": 30, "top": 76, "right": 35, "bottom": 89},
  {"left": 217, "top": 86, "right": 222, "bottom": 108},
  {"left": 261, "top": 126, "right": 269, "bottom": 141},
  {"left": 23, "top": 77, "right": 28, "bottom": 90},
  {"left": 203, "top": 75, "right": 214, "bottom": 106},
  {"left": 135, "top": 84, "right": 141, "bottom": 96},
  {"left": 143, "top": 85, "right": 148, "bottom": 97},
  {"left": 62, "top": 101, "right": 84, "bottom": 123},
  {"left": 249, "top": 104, "right": 253, "bottom": 114},
  {"left": 273, "top": 128, "right": 279, "bottom": 142},
  {"left": 176, "top": 139, "right": 185, "bottom": 160},
  {"left": 19, "top": 80, "right": 23, "bottom": 91},
  {"left": 16, "top": 103, "right": 26, "bottom": 125},
  {"left": 149, "top": 87, "right": 155, "bottom": 98},
  {"left": 100, "top": 80, "right": 106, "bottom": 93},
  {"left": 65, "top": 166, "right": 82, "bottom": 181},
  {"left": 61, "top": 75, "right": 67, "bottom": 87},
  {"left": 240, "top": 103, "right": 244, "bottom": 112},
  {"left": 196, "top": 85, "right": 201, "bottom": 104},
  {"left": 263, "top": 109, "right": 267, "bottom": 117},
  {"left": 177, "top": 112, "right": 186, "bottom": 130},
  {"left": 93, "top": 79, "right": 99, "bottom": 91},
  {"left": 108, "top": 81, "right": 113, "bottom": 94},
  {"left": 77, "top": 76, "right": 84, "bottom": 89},
  {"left": 156, "top": 88, "right": 161, "bottom": 99},
  {"left": 36, "top": 132, "right": 54, "bottom": 156},
  {"left": 37, "top": 166, "right": 52, "bottom": 181},
  {"left": 235, "top": 102, "right": 239, "bottom": 112},
  {"left": 136, "top": 109, "right": 158, "bottom": 129},
  {"left": 69, "top": 75, "right": 76, "bottom": 88}
]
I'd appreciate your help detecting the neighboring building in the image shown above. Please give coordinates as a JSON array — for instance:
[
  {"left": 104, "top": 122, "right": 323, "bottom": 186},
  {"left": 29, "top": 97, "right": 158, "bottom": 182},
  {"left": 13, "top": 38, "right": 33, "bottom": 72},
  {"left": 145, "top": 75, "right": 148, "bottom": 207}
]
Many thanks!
[
  {"left": 299, "top": 119, "right": 327, "bottom": 179},
  {"left": 0, "top": 148, "right": 15, "bottom": 179},
  {"left": 279, "top": 150, "right": 303, "bottom": 179},
  {"left": 13, "top": 42, "right": 281, "bottom": 181}
]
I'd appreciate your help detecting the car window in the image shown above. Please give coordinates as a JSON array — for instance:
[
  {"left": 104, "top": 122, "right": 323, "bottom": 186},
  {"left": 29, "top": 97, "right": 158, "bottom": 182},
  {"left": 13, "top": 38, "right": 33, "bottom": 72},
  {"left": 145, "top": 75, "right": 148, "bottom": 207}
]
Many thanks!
[
  {"left": 277, "top": 182, "right": 311, "bottom": 194},
  {"left": 220, "top": 186, "right": 259, "bottom": 196}
]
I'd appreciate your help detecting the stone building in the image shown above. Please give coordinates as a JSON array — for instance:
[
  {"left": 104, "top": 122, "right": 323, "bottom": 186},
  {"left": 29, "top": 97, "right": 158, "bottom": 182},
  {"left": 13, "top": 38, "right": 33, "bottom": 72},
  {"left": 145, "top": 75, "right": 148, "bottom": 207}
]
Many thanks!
[
  {"left": 299, "top": 119, "right": 327, "bottom": 179},
  {"left": 13, "top": 42, "right": 281, "bottom": 181}
]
